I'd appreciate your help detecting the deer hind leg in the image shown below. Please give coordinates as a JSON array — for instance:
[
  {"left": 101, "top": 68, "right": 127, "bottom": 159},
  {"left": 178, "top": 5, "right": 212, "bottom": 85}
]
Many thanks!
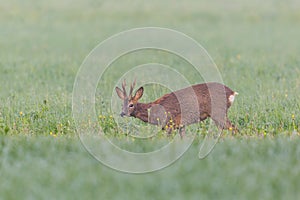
[
  {"left": 224, "top": 117, "right": 239, "bottom": 133},
  {"left": 212, "top": 116, "right": 238, "bottom": 134},
  {"left": 178, "top": 126, "right": 185, "bottom": 138}
]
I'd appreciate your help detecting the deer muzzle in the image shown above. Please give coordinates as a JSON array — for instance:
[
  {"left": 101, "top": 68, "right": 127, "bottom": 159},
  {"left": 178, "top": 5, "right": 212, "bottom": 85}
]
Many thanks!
[{"left": 120, "top": 112, "right": 126, "bottom": 117}]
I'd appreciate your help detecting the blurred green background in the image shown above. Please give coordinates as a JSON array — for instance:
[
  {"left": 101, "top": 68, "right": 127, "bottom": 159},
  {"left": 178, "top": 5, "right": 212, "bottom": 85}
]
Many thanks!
[{"left": 0, "top": 0, "right": 300, "bottom": 199}]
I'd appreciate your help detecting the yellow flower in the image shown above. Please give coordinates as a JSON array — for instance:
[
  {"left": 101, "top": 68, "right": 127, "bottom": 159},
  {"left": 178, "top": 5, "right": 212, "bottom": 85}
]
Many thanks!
[
  {"left": 50, "top": 131, "right": 57, "bottom": 137},
  {"left": 263, "top": 131, "right": 267, "bottom": 136},
  {"left": 99, "top": 115, "right": 106, "bottom": 119},
  {"left": 19, "top": 111, "right": 23, "bottom": 116},
  {"left": 229, "top": 127, "right": 233, "bottom": 131},
  {"left": 292, "top": 114, "right": 295, "bottom": 120}
]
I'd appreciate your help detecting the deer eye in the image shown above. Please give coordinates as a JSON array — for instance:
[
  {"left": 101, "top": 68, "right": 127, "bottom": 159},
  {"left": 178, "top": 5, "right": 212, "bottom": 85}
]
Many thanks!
[{"left": 128, "top": 103, "right": 134, "bottom": 108}]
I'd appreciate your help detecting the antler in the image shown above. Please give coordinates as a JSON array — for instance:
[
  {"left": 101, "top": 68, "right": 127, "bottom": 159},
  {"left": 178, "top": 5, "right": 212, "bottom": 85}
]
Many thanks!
[
  {"left": 119, "top": 79, "right": 136, "bottom": 98},
  {"left": 122, "top": 79, "right": 127, "bottom": 96},
  {"left": 129, "top": 79, "right": 136, "bottom": 98}
]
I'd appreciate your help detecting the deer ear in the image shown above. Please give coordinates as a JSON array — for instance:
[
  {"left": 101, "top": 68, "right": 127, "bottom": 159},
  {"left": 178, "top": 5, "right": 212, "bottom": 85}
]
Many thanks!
[
  {"left": 115, "top": 87, "right": 125, "bottom": 100},
  {"left": 133, "top": 87, "right": 144, "bottom": 101}
]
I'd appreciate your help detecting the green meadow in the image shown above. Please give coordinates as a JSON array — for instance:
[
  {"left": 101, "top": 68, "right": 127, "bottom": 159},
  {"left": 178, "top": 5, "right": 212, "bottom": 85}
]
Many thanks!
[{"left": 1, "top": 0, "right": 300, "bottom": 199}]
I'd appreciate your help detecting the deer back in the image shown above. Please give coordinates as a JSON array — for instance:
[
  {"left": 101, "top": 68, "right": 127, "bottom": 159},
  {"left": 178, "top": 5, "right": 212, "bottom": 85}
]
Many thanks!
[{"left": 151, "top": 82, "right": 235, "bottom": 126}]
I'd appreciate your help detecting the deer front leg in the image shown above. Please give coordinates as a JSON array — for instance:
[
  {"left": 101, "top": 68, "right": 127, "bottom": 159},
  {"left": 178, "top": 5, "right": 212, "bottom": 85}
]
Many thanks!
[
  {"left": 165, "top": 125, "right": 185, "bottom": 138},
  {"left": 162, "top": 123, "right": 173, "bottom": 136}
]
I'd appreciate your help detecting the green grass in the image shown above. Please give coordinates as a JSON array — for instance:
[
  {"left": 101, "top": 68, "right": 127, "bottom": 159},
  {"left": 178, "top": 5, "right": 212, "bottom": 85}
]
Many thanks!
[
  {"left": 1, "top": 136, "right": 300, "bottom": 199},
  {"left": 1, "top": 0, "right": 300, "bottom": 199}
]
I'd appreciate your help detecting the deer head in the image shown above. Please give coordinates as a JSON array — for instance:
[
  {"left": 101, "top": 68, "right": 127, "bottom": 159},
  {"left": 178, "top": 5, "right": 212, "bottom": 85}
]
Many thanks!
[{"left": 115, "top": 80, "right": 144, "bottom": 117}]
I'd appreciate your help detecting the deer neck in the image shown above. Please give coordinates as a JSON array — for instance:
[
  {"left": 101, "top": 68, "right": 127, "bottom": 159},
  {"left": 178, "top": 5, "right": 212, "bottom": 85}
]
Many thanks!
[{"left": 132, "top": 102, "right": 152, "bottom": 122}]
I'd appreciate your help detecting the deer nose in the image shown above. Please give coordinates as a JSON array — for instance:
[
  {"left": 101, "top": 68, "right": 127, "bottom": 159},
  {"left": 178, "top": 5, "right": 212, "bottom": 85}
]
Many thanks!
[{"left": 120, "top": 112, "right": 125, "bottom": 117}]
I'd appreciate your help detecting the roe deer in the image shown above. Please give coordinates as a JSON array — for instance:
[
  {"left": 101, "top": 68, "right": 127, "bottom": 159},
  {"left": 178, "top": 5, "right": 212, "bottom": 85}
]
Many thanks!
[{"left": 116, "top": 80, "right": 238, "bottom": 137}]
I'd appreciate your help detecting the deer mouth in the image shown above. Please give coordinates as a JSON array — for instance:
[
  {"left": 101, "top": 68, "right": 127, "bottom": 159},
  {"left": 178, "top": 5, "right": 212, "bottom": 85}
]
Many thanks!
[{"left": 120, "top": 112, "right": 126, "bottom": 117}]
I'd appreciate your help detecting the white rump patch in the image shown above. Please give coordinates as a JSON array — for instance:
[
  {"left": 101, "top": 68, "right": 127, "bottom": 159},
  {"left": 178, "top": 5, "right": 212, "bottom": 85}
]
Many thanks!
[{"left": 229, "top": 92, "right": 238, "bottom": 103}]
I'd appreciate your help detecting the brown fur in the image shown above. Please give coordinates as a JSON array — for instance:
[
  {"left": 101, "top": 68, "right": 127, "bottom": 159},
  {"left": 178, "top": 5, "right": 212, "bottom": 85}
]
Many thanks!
[{"left": 116, "top": 81, "right": 238, "bottom": 137}]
